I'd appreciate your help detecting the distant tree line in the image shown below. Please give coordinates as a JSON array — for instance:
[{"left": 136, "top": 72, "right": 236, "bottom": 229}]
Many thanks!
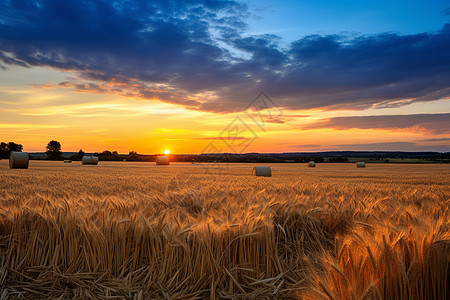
[
  {"left": 190, "top": 155, "right": 328, "bottom": 163},
  {"left": 95, "top": 150, "right": 125, "bottom": 161},
  {"left": 3, "top": 139, "right": 449, "bottom": 163},
  {"left": 0, "top": 141, "right": 23, "bottom": 159},
  {"left": 328, "top": 157, "right": 349, "bottom": 163},
  {"left": 69, "top": 150, "right": 85, "bottom": 161}
]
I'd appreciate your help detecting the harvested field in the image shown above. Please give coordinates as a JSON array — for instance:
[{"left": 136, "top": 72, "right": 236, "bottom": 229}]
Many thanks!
[{"left": 0, "top": 161, "right": 449, "bottom": 299}]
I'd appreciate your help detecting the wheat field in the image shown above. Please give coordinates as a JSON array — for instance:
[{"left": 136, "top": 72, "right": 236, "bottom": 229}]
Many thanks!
[{"left": 0, "top": 161, "right": 449, "bottom": 299}]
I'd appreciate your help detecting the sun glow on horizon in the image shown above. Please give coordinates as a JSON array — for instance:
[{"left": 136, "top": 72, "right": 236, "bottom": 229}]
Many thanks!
[{"left": 164, "top": 149, "right": 171, "bottom": 154}]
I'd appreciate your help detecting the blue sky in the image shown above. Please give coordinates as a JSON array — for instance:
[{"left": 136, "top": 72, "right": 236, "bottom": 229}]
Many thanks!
[{"left": 246, "top": 0, "right": 450, "bottom": 42}]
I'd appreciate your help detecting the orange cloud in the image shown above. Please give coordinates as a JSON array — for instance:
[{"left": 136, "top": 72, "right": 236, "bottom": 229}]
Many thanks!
[{"left": 300, "top": 113, "right": 450, "bottom": 134}]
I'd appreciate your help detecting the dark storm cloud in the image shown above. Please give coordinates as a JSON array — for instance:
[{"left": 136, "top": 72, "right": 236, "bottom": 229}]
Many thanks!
[
  {"left": 278, "top": 30, "right": 450, "bottom": 110},
  {"left": 301, "top": 113, "right": 450, "bottom": 134},
  {"left": 1, "top": 0, "right": 450, "bottom": 112}
]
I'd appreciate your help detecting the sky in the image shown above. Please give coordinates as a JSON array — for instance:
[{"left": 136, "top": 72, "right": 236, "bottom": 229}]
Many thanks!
[{"left": 0, "top": 0, "right": 449, "bottom": 153}]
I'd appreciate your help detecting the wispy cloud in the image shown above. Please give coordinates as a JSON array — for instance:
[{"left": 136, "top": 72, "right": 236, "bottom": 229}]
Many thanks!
[
  {"left": 301, "top": 113, "right": 450, "bottom": 134},
  {"left": 17, "top": 101, "right": 184, "bottom": 118},
  {"left": 0, "top": 123, "right": 67, "bottom": 130},
  {"left": 193, "top": 137, "right": 249, "bottom": 140},
  {"left": 286, "top": 144, "right": 323, "bottom": 149},
  {"left": 417, "top": 138, "right": 450, "bottom": 142}
]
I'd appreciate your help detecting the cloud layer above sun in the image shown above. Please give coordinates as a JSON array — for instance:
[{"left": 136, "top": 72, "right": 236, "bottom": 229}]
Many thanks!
[{"left": 1, "top": 0, "right": 450, "bottom": 113}]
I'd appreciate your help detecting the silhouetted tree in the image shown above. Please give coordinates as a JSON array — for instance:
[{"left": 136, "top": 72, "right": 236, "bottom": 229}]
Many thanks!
[
  {"left": 70, "top": 149, "right": 84, "bottom": 161},
  {"left": 46, "top": 140, "right": 63, "bottom": 160},
  {"left": 0, "top": 142, "right": 7, "bottom": 159},
  {"left": 0, "top": 141, "right": 23, "bottom": 158},
  {"left": 97, "top": 150, "right": 123, "bottom": 161},
  {"left": 128, "top": 151, "right": 140, "bottom": 161},
  {"left": 7, "top": 142, "right": 23, "bottom": 152}
]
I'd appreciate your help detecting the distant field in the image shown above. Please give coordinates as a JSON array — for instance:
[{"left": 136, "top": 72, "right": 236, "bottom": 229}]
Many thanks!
[
  {"left": 345, "top": 157, "right": 444, "bottom": 163},
  {"left": 0, "top": 161, "right": 449, "bottom": 299}
]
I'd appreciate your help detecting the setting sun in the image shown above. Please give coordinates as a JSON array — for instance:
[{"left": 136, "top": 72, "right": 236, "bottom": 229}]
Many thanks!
[{"left": 164, "top": 149, "right": 170, "bottom": 154}]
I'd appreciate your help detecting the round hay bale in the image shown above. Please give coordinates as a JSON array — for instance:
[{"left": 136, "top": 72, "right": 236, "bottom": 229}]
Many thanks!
[
  {"left": 356, "top": 161, "right": 366, "bottom": 168},
  {"left": 91, "top": 156, "right": 99, "bottom": 165},
  {"left": 64, "top": 160, "right": 72, "bottom": 163},
  {"left": 156, "top": 155, "right": 170, "bottom": 165},
  {"left": 9, "top": 151, "right": 29, "bottom": 169},
  {"left": 308, "top": 161, "right": 316, "bottom": 167},
  {"left": 81, "top": 156, "right": 88, "bottom": 164},
  {"left": 82, "top": 155, "right": 99, "bottom": 165},
  {"left": 252, "top": 166, "right": 271, "bottom": 177}
]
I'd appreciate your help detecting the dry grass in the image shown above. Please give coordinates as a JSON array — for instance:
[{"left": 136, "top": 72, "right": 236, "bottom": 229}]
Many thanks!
[{"left": 0, "top": 161, "right": 449, "bottom": 299}]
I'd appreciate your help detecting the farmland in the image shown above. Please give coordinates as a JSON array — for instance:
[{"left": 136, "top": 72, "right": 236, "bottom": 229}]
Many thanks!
[{"left": 0, "top": 161, "right": 449, "bottom": 299}]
